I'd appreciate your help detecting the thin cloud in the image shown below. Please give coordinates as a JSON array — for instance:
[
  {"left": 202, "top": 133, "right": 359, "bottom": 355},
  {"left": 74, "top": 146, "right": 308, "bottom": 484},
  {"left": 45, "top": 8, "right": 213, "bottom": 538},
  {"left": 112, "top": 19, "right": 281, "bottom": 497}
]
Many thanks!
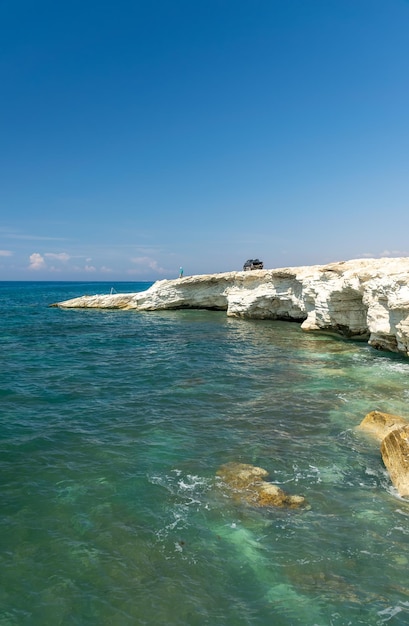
[
  {"left": 45, "top": 252, "right": 71, "bottom": 262},
  {"left": 130, "top": 256, "right": 170, "bottom": 274},
  {"left": 28, "top": 253, "right": 46, "bottom": 270},
  {"left": 131, "top": 245, "right": 166, "bottom": 255},
  {"left": 8, "top": 234, "right": 69, "bottom": 241},
  {"left": 379, "top": 250, "right": 408, "bottom": 258},
  {"left": 360, "top": 250, "right": 409, "bottom": 259},
  {"left": 0, "top": 250, "right": 13, "bottom": 257}
]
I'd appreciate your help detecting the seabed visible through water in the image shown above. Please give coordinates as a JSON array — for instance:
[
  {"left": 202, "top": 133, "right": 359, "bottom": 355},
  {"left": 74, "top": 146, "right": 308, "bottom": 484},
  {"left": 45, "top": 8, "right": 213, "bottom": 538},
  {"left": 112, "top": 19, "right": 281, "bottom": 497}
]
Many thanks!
[{"left": 1, "top": 281, "right": 409, "bottom": 625}]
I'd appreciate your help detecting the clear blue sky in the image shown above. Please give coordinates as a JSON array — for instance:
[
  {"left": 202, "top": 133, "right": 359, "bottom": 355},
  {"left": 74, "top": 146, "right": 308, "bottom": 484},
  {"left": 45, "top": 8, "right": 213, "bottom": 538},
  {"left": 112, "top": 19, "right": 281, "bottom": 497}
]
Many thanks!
[{"left": 1, "top": 0, "right": 409, "bottom": 281}]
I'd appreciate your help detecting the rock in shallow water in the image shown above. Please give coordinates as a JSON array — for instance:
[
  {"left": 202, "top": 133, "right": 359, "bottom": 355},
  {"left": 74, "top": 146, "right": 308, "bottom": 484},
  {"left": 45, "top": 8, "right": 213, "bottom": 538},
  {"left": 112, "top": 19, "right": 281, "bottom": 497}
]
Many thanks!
[
  {"left": 358, "top": 411, "right": 409, "bottom": 497},
  {"left": 381, "top": 425, "right": 409, "bottom": 497},
  {"left": 357, "top": 410, "right": 408, "bottom": 442},
  {"left": 216, "top": 462, "right": 305, "bottom": 508}
]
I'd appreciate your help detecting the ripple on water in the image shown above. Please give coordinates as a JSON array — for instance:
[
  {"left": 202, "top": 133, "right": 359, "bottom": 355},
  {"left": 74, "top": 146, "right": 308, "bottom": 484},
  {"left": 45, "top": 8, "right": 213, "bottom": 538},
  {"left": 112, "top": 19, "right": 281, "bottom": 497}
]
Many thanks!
[{"left": 2, "top": 287, "right": 409, "bottom": 624}]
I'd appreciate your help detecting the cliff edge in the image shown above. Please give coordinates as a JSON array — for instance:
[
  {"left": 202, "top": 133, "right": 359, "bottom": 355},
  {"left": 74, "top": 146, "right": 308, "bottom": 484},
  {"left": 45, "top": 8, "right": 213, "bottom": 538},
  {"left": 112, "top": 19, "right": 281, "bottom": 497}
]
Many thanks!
[{"left": 53, "top": 257, "right": 409, "bottom": 357}]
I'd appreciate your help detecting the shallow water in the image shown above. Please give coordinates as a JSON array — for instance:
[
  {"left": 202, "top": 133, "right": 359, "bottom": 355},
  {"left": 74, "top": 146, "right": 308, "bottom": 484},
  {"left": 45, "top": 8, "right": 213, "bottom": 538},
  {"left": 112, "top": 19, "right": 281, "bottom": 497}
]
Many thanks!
[{"left": 1, "top": 281, "right": 409, "bottom": 625}]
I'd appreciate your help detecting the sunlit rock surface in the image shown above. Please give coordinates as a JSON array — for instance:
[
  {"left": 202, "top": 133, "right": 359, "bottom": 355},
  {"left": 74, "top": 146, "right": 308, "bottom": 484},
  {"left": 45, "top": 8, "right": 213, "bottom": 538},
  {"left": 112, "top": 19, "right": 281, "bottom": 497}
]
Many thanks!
[
  {"left": 53, "top": 257, "right": 409, "bottom": 356},
  {"left": 357, "top": 411, "right": 409, "bottom": 442},
  {"left": 381, "top": 425, "right": 409, "bottom": 497},
  {"left": 216, "top": 462, "right": 305, "bottom": 508},
  {"left": 358, "top": 411, "right": 409, "bottom": 497}
]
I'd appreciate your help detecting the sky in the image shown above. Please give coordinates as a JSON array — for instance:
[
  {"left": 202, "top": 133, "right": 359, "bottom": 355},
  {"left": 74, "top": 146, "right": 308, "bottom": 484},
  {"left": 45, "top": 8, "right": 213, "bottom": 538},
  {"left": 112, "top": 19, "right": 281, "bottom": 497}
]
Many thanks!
[{"left": 1, "top": 0, "right": 409, "bottom": 281}]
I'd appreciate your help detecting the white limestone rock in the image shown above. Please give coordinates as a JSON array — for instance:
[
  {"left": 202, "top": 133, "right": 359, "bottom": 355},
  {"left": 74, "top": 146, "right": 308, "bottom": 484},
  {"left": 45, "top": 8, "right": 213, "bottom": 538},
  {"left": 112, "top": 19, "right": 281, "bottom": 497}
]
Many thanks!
[{"left": 53, "top": 257, "right": 409, "bottom": 357}]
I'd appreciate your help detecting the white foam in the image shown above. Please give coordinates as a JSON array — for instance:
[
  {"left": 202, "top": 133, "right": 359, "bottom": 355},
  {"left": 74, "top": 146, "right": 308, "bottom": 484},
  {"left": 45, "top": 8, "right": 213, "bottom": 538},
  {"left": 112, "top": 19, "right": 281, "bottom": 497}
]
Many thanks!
[{"left": 378, "top": 604, "right": 403, "bottom": 621}]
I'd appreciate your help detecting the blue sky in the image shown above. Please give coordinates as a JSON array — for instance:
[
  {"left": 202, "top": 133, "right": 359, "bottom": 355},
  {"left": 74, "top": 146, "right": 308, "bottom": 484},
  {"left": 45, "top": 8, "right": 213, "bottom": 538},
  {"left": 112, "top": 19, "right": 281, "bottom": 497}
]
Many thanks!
[{"left": 1, "top": 0, "right": 409, "bottom": 281}]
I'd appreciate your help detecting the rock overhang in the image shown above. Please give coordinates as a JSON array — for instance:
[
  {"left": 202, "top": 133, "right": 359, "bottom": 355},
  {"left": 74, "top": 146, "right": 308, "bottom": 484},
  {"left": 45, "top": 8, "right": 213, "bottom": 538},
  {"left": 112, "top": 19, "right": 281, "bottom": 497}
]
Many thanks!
[{"left": 52, "top": 257, "right": 409, "bottom": 357}]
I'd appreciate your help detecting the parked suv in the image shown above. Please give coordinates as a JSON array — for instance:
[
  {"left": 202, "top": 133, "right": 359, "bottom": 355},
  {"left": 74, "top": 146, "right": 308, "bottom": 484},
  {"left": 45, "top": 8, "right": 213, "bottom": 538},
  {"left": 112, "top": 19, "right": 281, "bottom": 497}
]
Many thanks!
[{"left": 243, "top": 259, "right": 264, "bottom": 271}]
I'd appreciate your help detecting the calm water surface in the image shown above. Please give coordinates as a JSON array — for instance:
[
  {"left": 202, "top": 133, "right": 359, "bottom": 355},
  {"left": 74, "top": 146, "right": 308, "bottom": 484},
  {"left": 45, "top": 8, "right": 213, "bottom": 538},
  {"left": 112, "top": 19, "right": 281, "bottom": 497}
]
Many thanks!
[{"left": 1, "top": 281, "right": 409, "bottom": 625}]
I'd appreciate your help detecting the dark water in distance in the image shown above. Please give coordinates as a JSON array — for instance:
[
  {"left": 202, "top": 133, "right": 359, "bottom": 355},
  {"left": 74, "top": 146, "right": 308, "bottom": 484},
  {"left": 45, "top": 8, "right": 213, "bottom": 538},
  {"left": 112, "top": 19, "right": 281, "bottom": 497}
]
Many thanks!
[{"left": 1, "top": 281, "right": 409, "bottom": 625}]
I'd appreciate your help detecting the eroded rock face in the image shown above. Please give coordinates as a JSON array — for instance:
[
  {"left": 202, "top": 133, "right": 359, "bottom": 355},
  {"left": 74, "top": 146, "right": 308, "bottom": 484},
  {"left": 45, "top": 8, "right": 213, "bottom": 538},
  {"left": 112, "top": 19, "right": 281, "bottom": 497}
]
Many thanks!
[
  {"left": 53, "top": 257, "right": 409, "bottom": 357},
  {"left": 357, "top": 411, "right": 409, "bottom": 442},
  {"left": 381, "top": 426, "right": 409, "bottom": 497},
  {"left": 358, "top": 411, "right": 409, "bottom": 497},
  {"left": 216, "top": 462, "right": 305, "bottom": 508}
]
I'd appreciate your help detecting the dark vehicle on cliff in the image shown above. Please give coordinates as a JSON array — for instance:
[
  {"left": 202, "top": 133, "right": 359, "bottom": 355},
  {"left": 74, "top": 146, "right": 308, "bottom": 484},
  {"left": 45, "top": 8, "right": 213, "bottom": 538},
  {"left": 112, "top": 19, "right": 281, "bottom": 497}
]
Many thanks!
[{"left": 243, "top": 259, "right": 264, "bottom": 271}]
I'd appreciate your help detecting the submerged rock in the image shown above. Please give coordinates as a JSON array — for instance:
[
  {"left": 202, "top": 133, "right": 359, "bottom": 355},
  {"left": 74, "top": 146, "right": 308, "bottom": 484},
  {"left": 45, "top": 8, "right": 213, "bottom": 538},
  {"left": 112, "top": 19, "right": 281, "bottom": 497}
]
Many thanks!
[{"left": 216, "top": 462, "right": 305, "bottom": 508}]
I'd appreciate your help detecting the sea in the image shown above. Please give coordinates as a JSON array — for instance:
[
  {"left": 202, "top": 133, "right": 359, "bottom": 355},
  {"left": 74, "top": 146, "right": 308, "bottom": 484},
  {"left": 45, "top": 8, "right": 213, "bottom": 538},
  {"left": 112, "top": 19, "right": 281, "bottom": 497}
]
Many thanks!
[{"left": 1, "top": 280, "right": 409, "bottom": 626}]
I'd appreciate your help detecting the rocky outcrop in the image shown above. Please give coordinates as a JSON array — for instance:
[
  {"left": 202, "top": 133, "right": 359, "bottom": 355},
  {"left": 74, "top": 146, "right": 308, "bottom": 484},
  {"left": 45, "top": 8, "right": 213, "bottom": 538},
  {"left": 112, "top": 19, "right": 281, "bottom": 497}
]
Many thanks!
[
  {"left": 357, "top": 411, "right": 409, "bottom": 442},
  {"left": 216, "top": 462, "right": 305, "bottom": 508},
  {"left": 358, "top": 411, "right": 409, "bottom": 497},
  {"left": 381, "top": 426, "right": 409, "bottom": 497},
  {"left": 53, "top": 257, "right": 409, "bottom": 357}
]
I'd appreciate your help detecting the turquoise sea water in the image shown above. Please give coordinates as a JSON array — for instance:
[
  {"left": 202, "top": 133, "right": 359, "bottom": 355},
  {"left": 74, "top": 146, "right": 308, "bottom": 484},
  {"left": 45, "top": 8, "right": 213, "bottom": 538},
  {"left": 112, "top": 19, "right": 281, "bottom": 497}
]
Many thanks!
[{"left": 2, "top": 281, "right": 409, "bottom": 625}]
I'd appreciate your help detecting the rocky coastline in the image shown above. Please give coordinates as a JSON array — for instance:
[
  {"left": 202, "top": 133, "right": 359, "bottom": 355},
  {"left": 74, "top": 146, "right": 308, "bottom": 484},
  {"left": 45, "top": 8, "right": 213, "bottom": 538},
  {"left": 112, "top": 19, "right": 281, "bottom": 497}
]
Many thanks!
[
  {"left": 53, "top": 257, "right": 409, "bottom": 357},
  {"left": 53, "top": 259, "right": 409, "bottom": 498}
]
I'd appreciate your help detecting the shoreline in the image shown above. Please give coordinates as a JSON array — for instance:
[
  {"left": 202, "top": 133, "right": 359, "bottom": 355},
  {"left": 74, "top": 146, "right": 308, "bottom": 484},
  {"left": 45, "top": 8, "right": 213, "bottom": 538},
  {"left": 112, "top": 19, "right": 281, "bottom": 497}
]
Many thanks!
[{"left": 52, "top": 257, "right": 409, "bottom": 357}]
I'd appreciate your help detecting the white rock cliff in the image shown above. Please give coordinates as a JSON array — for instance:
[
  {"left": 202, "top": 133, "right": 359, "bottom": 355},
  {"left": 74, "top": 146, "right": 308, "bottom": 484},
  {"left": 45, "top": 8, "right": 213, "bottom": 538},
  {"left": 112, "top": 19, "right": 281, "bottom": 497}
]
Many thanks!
[{"left": 53, "top": 257, "right": 409, "bottom": 357}]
